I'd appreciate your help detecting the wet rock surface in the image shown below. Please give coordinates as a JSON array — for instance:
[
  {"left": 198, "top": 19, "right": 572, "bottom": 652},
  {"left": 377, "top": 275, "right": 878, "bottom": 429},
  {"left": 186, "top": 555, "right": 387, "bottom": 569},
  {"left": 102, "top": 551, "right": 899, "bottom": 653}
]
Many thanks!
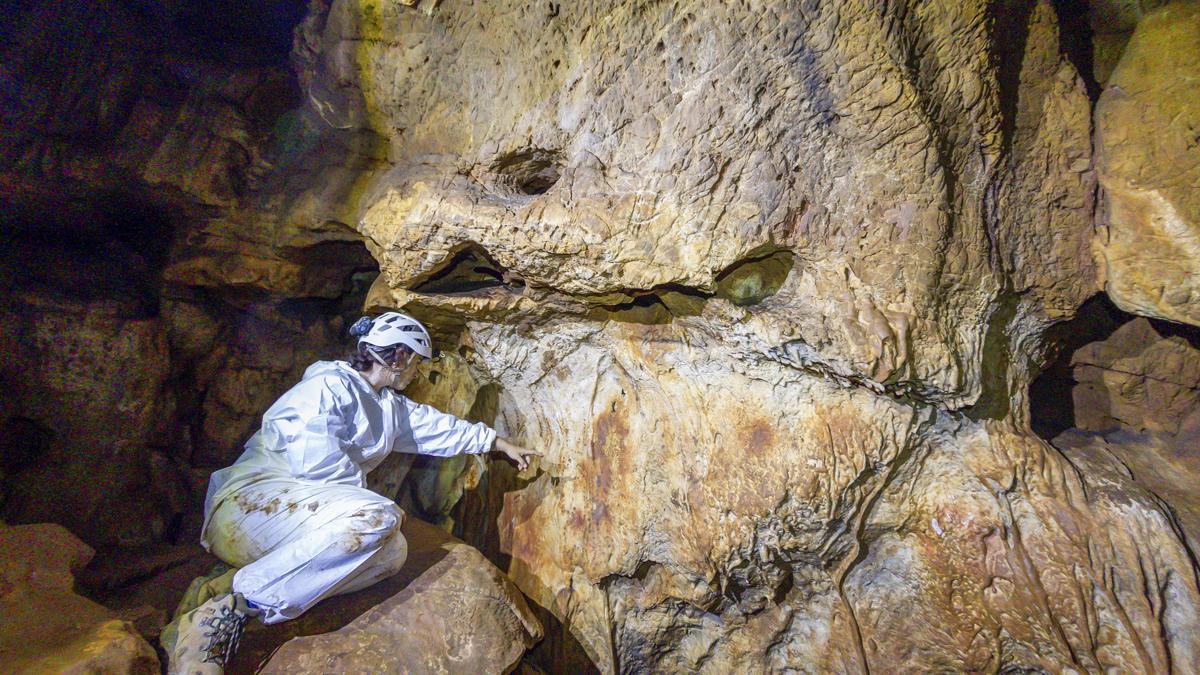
[{"left": 0, "top": 521, "right": 159, "bottom": 673}]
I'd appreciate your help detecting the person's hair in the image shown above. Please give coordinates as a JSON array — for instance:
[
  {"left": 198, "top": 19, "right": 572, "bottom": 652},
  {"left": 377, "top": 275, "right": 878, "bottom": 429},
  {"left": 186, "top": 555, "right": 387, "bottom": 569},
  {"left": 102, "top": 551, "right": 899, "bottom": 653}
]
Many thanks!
[{"left": 348, "top": 342, "right": 413, "bottom": 372}]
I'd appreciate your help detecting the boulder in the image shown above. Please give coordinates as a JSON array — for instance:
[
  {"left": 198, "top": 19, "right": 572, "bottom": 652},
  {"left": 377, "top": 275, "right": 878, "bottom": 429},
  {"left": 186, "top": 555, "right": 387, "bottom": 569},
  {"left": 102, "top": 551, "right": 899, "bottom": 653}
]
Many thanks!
[
  {"left": 1094, "top": 3, "right": 1200, "bottom": 327},
  {"left": 1072, "top": 318, "right": 1200, "bottom": 434},
  {"left": 0, "top": 522, "right": 159, "bottom": 673},
  {"left": 209, "top": 517, "right": 541, "bottom": 673}
]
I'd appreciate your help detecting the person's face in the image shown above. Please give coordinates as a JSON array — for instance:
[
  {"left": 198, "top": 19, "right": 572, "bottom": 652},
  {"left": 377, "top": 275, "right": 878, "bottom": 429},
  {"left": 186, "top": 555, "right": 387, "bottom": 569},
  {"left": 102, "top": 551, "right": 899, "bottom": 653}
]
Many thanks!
[{"left": 386, "top": 351, "right": 421, "bottom": 390}]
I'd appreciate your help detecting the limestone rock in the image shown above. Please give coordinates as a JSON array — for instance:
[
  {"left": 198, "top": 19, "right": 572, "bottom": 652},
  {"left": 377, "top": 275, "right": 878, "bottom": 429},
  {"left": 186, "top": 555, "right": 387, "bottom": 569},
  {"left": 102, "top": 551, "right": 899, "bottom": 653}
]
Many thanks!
[
  {"left": 1055, "top": 416, "right": 1200, "bottom": 555},
  {"left": 0, "top": 522, "right": 159, "bottom": 673},
  {"left": 1072, "top": 318, "right": 1200, "bottom": 434},
  {"left": 310, "top": 0, "right": 1095, "bottom": 407},
  {"left": 293, "top": 0, "right": 1123, "bottom": 670},
  {"left": 1095, "top": 3, "right": 1200, "bottom": 327},
  {"left": 7, "top": 0, "right": 1200, "bottom": 672},
  {"left": 259, "top": 519, "right": 540, "bottom": 673},
  {"left": 851, "top": 422, "right": 1200, "bottom": 671},
  {"left": 188, "top": 517, "right": 541, "bottom": 673},
  {"left": 0, "top": 0, "right": 380, "bottom": 548},
  {"left": 1087, "top": 0, "right": 1173, "bottom": 84}
]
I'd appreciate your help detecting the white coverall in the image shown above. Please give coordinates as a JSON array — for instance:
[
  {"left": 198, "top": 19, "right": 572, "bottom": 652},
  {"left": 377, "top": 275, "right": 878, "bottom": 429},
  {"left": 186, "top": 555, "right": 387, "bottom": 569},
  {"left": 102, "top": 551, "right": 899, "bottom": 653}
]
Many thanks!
[{"left": 200, "top": 360, "right": 495, "bottom": 624}]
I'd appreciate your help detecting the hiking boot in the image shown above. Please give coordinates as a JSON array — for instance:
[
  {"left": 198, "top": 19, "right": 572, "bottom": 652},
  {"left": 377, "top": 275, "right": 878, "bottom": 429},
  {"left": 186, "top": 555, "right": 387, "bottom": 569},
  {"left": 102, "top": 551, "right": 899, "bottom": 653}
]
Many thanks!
[{"left": 166, "top": 592, "right": 259, "bottom": 674}]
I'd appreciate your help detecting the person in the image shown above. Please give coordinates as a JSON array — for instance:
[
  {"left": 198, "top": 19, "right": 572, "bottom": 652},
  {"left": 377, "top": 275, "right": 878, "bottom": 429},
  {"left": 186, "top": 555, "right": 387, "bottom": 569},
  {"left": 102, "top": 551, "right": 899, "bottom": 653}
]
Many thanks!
[{"left": 167, "top": 311, "right": 539, "bottom": 673}]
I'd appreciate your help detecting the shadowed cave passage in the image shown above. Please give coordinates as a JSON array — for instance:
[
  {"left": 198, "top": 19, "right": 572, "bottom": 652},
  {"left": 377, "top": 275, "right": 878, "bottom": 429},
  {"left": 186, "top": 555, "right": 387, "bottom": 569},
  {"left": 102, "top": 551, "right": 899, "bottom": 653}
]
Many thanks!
[
  {"left": 1029, "top": 294, "right": 1134, "bottom": 440},
  {"left": 410, "top": 243, "right": 521, "bottom": 294},
  {"left": 408, "top": 241, "right": 795, "bottom": 325}
]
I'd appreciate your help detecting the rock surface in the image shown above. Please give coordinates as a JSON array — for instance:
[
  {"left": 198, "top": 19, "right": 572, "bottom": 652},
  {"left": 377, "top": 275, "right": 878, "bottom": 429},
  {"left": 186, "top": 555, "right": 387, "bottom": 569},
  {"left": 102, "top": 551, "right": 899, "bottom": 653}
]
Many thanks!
[
  {"left": 277, "top": 0, "right": 1200, "bottom": 671},
  {"left": 258, "top": 517, "right": 541, "bottom": 674},
  {"left": 172, "top": 516, "right": 542, "bottom": 673},
  {"left": 1072, "top": 317, "right": 1200, "bottom": 434},
  {"left": 1094, "top": 2, "right": 1200, "bottom": 327},
  {"left": 1056, "top": 313, "right": 1200, "bottom": 558},
  {"left": 1055, "top": 420, "right": 1200, "bottom": 556},
  {"left": 3, "top": 0, "right": 1200, "bottom": 672},
  {"left": 0, "top": 522, "right": 159, "bottom": 673},
  {"left": 0, "top": 0, "right": 378, "bottom": 546},
  {"left": 1086, "top": 0, "right": 1173, "bottom": 84}
]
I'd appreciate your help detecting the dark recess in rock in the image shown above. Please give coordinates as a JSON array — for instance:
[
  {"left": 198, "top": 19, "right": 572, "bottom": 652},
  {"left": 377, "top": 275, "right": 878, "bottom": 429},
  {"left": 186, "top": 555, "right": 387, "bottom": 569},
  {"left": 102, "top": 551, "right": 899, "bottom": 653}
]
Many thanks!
[
  {"left": 1030, "top": 294, "right": 1132, "bottom": 439},
  {"left": 491, "top": 148, "right": 563, "bottom": 196},
  {"left": 410, "top": 244, "right": 516, "bottom": 294}
]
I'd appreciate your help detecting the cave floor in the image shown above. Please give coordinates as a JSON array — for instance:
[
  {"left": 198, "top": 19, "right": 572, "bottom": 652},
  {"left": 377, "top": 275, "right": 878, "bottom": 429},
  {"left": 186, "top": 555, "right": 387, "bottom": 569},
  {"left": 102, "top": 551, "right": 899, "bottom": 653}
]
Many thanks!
[{"left": 77, "top": 518, "right": 494, "bottom": 672}]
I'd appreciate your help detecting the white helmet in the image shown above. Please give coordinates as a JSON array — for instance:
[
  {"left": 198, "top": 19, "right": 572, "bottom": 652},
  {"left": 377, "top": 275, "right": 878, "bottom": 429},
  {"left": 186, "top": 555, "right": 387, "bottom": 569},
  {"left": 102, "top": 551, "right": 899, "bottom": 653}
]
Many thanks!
[{"left": 350, "top": 312, "right": 434, "bottom": 359}]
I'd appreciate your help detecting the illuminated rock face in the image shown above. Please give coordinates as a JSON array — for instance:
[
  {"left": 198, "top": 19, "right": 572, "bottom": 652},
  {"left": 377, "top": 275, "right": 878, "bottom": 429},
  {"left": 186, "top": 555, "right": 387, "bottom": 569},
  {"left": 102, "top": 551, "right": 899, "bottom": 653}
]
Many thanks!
[
  {"left": 291, "top": 0, "right": 1200, "bottom": 671},
  {"left": 2, "top": 0, "right": 1198, "bottom": 671},
  {"left": 1095, "top": 3, "right": 1200, "bottom": 328}
]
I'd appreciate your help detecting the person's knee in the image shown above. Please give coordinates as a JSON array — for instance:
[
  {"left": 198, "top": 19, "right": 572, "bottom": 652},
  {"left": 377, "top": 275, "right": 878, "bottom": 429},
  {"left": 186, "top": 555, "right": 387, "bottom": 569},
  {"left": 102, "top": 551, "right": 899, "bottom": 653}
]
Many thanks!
[
  {"left": 341, "top": 502, "right": 403, "bottom": 553},
  {"left": 377, "top": 528, "right": 409, "bottom": 577}
]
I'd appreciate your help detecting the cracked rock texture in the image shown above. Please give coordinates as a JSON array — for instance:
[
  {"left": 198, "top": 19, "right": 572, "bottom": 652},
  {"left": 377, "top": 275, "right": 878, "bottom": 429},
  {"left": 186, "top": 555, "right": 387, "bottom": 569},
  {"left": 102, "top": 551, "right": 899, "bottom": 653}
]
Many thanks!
[
  {"left": 4, "top": 0, "right": 1200, "bottom": 672},
  {"left": 292, "top": 0, "right": 1199, "bottom": 671},
  {"left": 1094, "top": 2, "right": 1200, "bottom": 328}
]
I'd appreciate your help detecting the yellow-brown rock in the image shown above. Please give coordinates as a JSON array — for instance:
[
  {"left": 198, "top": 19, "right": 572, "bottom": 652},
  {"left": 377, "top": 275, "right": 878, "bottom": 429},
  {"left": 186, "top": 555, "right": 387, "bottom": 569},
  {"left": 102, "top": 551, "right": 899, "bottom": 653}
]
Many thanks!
[
  {"left": 6, "top": 0, "right": 1200, "bottom": 672},
  {"left": 1072, "top": 318, "right": 1200, "bottom": 433},
  {"left": 258, "top": 517, "right": 541, "bottom": 673},
  {"left": 857, "top": 422, "right": 1200, "bottom": 671},
  {"left": 282, "top": 1, "right": 1200, "bottom": 671},
  {"left": 0, "top": 522, "right": 159, "bottom": 673},
  {"left": 1087, "top": 0, "right": 1173, "bottom": 84},
  {"left": 1095, "top": 2, "right": 1200, "bottom": 327}
]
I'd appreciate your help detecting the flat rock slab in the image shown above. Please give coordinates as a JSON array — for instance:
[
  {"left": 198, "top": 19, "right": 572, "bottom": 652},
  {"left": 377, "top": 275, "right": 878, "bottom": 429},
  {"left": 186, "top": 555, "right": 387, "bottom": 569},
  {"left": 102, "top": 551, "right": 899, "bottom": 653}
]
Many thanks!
[{"left": 228, "top": 516, "right": 541, "bottom": 674}]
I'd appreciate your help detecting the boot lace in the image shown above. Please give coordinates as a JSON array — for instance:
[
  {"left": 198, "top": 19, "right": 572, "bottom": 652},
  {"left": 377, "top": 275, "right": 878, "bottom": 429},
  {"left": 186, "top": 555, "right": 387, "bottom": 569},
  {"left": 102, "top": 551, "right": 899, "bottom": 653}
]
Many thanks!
[{"left": 199, "top": 603, "right": 249, "bottom": 666}]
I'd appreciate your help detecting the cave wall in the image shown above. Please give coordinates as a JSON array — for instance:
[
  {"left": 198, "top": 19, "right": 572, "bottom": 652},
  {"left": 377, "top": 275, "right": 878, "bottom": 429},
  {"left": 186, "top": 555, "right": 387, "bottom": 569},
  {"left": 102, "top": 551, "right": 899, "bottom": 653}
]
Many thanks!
[
  {"left": 0, "top": 0, "right": 379, "bottom": 547},
  {"left": 2, "top": 0, "right": 1200, "bottom": 672},
  {"left": 1093, "top": 2, "right": 1200, "bottom": 327},
  {"left": 294, "top": 0, "right": 1198, "bottom": 671}
]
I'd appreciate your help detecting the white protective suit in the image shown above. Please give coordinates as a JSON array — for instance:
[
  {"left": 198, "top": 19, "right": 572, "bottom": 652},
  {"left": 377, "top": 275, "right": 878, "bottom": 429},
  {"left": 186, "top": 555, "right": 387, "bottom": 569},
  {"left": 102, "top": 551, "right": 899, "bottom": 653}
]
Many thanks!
[{"left": 200, "top": 360, "right": 495, "bottom": 624}]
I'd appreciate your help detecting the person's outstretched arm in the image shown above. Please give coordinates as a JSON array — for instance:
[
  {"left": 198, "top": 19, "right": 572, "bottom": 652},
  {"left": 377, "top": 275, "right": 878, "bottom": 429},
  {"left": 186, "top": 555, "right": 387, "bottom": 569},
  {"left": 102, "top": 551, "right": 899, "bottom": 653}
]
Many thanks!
[{"left": 400, "top": 398, "right": 541, "bottom": 469}]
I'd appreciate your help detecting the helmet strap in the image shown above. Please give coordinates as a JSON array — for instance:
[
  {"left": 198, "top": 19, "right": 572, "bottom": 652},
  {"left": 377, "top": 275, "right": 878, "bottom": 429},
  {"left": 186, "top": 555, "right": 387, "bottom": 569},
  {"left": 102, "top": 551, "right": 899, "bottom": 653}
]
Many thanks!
[{"left": 367, "top": 347, "right": 394, "bottom": 369}]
